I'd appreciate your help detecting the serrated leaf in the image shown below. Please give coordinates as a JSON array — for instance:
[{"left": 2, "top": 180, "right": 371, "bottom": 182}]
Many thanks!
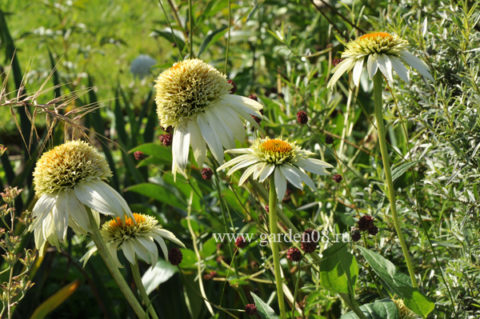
[
  {"left": 319, "top": 243, "right": 358, "bottom": 295},
  {"left": 358, "top": 247, "right": 434, "bottom": 317},
  {"left": 341, "top": 299, "right": 399, "bottom": 319},
  {"left": 251, "top": 292, "right": 280, "bottom": 319}
]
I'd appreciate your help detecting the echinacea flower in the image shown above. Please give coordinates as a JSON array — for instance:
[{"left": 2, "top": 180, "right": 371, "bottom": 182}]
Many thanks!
[
  {"left": 328, "top": 32, "right": 433, "bottom": 88},
  {"left": 31, "top": 140, "right": 132, "bottom": 253},
  {"left": 155, "top": 59, "right": 263, "bottom": 177},
  {"left": 101, "top": 213, "right": 184, "bottom": 265},
  {"left": 217, "top": 138, "right": 332, "bottom": 199}
]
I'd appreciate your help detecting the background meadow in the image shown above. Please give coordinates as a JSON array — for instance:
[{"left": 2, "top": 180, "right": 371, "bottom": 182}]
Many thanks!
[{"left": 1, "top": 0, "right": 479, "bottom": 318}]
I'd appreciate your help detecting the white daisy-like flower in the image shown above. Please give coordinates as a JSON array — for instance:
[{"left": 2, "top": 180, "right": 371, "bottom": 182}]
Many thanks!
[
  {"left": 217, "top": 138, "right": 332, "bottom": 199},
  {"left": 31, "top": 140, "right": 132, "bottom": 254},
  {"left": 101, "top": 213, "right": 184, "bottom": 265},
  {"left": 155, "top": 59, "right": 263, "bottom": 177},
  {"left": 327, "top": 32, "right": 433, "bottom": 88}
]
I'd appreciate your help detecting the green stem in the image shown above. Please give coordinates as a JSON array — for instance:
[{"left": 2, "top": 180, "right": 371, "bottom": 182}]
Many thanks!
[
  {"left": 373, "top": 73, "right": 417, "bottom": 288},
  {"left": 268, "top": 177, "right": 286, "bottom": 319},
  {"left": 188, "top": 0, "right": 193, "bottom": 57},
  {"left": 131, "top": 261, "right": 159, "bottom": 319},
  {"left": 86, "top": 209, "right": 147, "bottom": 318}
]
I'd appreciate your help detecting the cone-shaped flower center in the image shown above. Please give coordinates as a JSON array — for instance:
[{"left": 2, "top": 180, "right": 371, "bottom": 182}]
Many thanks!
[
  {"left": 33, "top": 140, "right": 111, "bottom": 195},
  {"left": 102, "top": 213, "right": 157, "bottom": 243},
  {"left": 256, "top": 138, "right": 296, "bottom": 165},
  {"left": 155, "top": 59, "right": 232, "bottom": 128},
  {"left": 343, "top": 32, "right": 408, "bottom": 58}
]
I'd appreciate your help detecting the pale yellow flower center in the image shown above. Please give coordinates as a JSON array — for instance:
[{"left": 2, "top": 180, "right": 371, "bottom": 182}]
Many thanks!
[
  {"left": 358, "top": 32, "right": 393, "bottom": 40},
  {"left": 256, "top": 138, "right": 296, "bottom": 165},
  {"left": 102, "top": 213, "right": 157, "bottom": 243},
  {"left": 342, "top": 32, "right": 408, "bottom": 58},
  {"left": 260, "top": 139, "right": 293, "bottom": 153},
  {"left": 33, "top": 141, "right": 111, "bottom": 195}
]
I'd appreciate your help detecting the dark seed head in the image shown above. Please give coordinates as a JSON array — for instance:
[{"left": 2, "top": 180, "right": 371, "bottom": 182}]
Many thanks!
[
  {"left": 351, "top": 229, "right": 361, "bottom": 242},
  {"left": 301, "top": 229, "right": 319, "bottom": 253},
  {"left": 201, "top": 167, "right": 213, "bottom": 180},
  {"left": 358, "top": 215, "right": 374, "bottom": 232},
  {"left": 296, "top": 110, "right": 308, "bottom": 125},
  {"left": 168, "top": 247, "right": 183, "bottom": 266},
  {"left": 228, "top": 79, "right": 237, "bottom": 94},
  {"left": 332, "top": 174, "right": 342, "bottom": 183},
  {"left": 248, "top": 93, "right": 258, "bottom": 101},
  {"left": 245, "top": 304, "right": 257, "bottom": 315},
  {"left": 368, "top": 225, "right": 379, "bottom": 236},
  {"left": 287, "top": 247, "right": 302, "bottom": 262},
  {"left": 159, "top": 133, "right": 173, "bottom": 146},
  {"left": 134, "top": 151, "right": 146, "bottom": 161},
  {"left": 325, "top": 135, "right": 334, "bottom": 144},
  {"left": 235, "top": 236, "right": 247, "bottom": 249}
]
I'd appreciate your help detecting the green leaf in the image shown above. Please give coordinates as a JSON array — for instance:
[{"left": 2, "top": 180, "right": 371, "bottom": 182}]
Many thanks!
[
  {"left": 319, "top": 243, "right": 358, "bottom": 295},
  {"left": 30, "top": 280, "right": 80, "bottom": 319},
  {"left": 198, "top": 26, "right": 228, "bottom": 57},
  {"left": 152, "top": 29, "right": 185, "bottom": 50},
  {"left": 130, "top": 143, "right": 172, "bottom": 164},
  {"left": 358, "top": 247, "right": 434, "bottom": 317},
  {"left": 392, "top": 161, "right": 418, "bottom": 182},
  {"left": 142, "top": 259, "right": 178, "bottom": 295},
  {"left": 341, "top": 299, "right": 399, "bottom": 319},
  {"left": 251, "top": 292, "right": 280, "bottom": 319},
  {"left": 126, "top": 183, "right": 185, "bottom": 210}
]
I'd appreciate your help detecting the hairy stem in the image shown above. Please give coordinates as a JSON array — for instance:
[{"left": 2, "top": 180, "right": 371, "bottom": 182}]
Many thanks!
[
  {"left": 373, "top": 73, "right": 417, "bottom": 288},
  {"left": 131, "top": 261, "right": 159, "bottom": 319}
]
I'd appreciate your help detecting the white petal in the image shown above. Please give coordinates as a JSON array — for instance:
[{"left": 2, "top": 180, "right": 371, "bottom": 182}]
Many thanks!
[
  {"left": 296, "top": 158, "right": 331, "bottom": 175},
  {"left": 279, "top": 165, "right": 303, "bottom": 190},
  {"left": 121, "top": 240, "right": 136, "bottom": 264},
  {"left": 74, "top": 181, "right": 132, "bottom": 218},
  {"left": 154, "top": 235, "right": 169, "bottom": 259},
  {"left": 227, "top": 158, "right": 259, "bottom": 176},
  {"left": 225, "top": 148, "right": 252, "bottom": 154},
  {"left": 188, "top": 120, "right": 207, "bottom": 166},
  {"left": 400, "top": 51, "right": 433, "bottom": 81},
  {"left": 172, "top": 123, "right": 190, "bottom": 172},
  {"left": 327, "top": 58, "right": 355, "bottom": 88},
  {"left": 197, "top": 113, "right": 224, "bottom": 163},
  {"left": 133, "top": 241, "right": 152, "bottom": 264},
  {"left": 390, "top": 56, "right": 409, "bottom": 83},
  {"left": 352, "top": 59, "right": 364, "bottom": 87},
  {"left": 53, "top": 192, "right": 69, "bottom": 241},
  {"left": 137, "top": 237, "right": 158, "bottom": 265},
  {"left": 221, "top": 106, "right": 246, "bottom": 142},
  {"left": 295, "top": 167, "right": 316, "bottom": 191},
  {"left": 32, "top": 194, "right": 56, "bottom": 219},
  {"left": 274, "top": 168, "right": 287, "bottom": 200},
  {"left": 238, "top": 164, "right": 259, "bottom": 185},
  {"left": 259, "top": 164, "right": 275, "bottom": 183},
  {"left": 367, "top": 54, "right": 379, "bottom": 79},
  {"left": 378, "top": 55, "right": 394, "bottom": 84},
  {"left": 65, "top": 192, "right": 90, "bottom": 232},
  {"left": 205, "top": 108, "right": 234, "bottom": 149},
  {"left": 225, "top": 94, "right": 263, "bottom": 113},
  {"left": 217, "top": 154, "right": 257, "bottom": 171},
  {"left": 252, "top": 162, "right": 267, "bottom": 180},
  {"left": 155, "top": 228, "right": 185, "bottom": 247}
]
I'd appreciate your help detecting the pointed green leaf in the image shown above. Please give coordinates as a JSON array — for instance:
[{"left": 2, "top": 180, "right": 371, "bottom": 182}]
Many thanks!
[
  {"left": 251, "top": 292, "right": 280, "bottom": 319},
  {"left": 319, "top": 243, "right": 358, "bottom": 295}
]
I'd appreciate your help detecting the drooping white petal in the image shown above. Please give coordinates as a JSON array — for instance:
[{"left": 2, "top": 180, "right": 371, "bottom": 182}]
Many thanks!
[
  {"left": 259, "top": 164, "right": 275, "bottom": 183},
  {"left": 154, "top": 235, "right": 169, "bottom": 259},
  {"left": 137, "top": 237, "right": 158, "bottom": 265},
  {"left": 367, "top": 54, "right": 379, "bottom": 79},
  {"left": 155, "top": 228, "right": 185, "bottom": 247},
  {"left": 227, "top": 158, "right": 259, "bottom": 176},
  {"left": 390, "top": 56, "right": 409, "bottom": 83},
  {"left": 121, "top": 240, "right": 136, "bottom": 264},
  {"left": 172, "top": 122, "right": 191, "bottom": 172},
  {"left": 238, "top": 164, "right": 259, "bottom": 185},
  {"left": 53, "top": 192, "right": 71, "bottom": 241},
  {"left": 399, "top": 51, "right": 433, "bottom": 81},
  {"left": 225, "top": 148, "right": 253, "bottom": 154},
  {"left": 221, "top": 106, "right": 246, "bottom": 142},
  {"left": 294, "top": 167, "right": 316, "bottom": 191},
  {"left": 197, "top": 113, "right": 224, "bottom": 163},
  {"left": 296, "top": 158, "right": 331, "bottom": 175},
  {"left": 327, "top": 58, "right": 355, "bottom": 88},
  {"left": 252, "top": 162, "right": 267, "bottom": 180},
  {"left": 74, "top": 180, "right": 133, "bottom": 218},
  {"left": 133, "top": 240, "right": 152, "bottom": 264},
  {"left": 218, "top": 154, "right": 258, "bottom": 171},
  {"left": 352, "top": 59, "right": 364, "bottom": 87},
  {"left": 205, "top": 108, "right": 234, "bottom": 149},
  {"left": 32, "top": 194, "right": 56, "bottom": 218},
  {"left": 64, "top": 192, "right": 89, "bottom": 232},
  {"left": 187, "top": 120, "right": 207, "bottom": 166},
  {"left": 274, "top": 168, "right": 287, "bottom": 200},
  {"left": 377, "top": 55, "right": 394, "bottom": 84},
  {"left": 225, "top": 94, "right": 263, "bottom": 113},
  {"left": 279, "top": 165, "right": 303, "bottom": 190}
]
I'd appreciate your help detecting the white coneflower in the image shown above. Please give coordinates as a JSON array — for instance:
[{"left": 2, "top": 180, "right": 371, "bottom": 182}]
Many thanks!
[
  {"left": 328, "top": 32, "right": 433, "bottom": 88},
  {"left": 101, "top": 213, "right": 184, "bottom": 265},
  {"left": 31, "top": 140, "right": 132, "bottom": 253},
  {"left": 218, "top": 138, "right": 332, "bottom": 199},
  {"left": 155, "top": 59, "right": 263, "bottom": 177}
]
